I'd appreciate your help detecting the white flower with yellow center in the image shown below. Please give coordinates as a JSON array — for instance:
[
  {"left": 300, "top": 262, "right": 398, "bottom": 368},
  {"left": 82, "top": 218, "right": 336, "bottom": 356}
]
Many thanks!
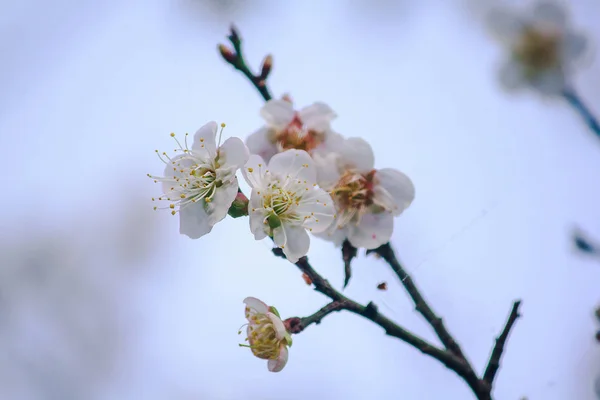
[
  {"left": 314, "top": 137, "right": 415, "bottom": 249},
  {"left": 148, "top": 121, "right": 249, "bottom": 239},
  {"left": 487, "top": 1, "right": 589, "bottom": 95},
  {"left": 243, "top": 149, "right": 335, "bottom": 263},
  {"left": 246, "top": 97, "right": 343, "bottom": 162},
  {"left": 239, "top": 297, "right": 291, "bottom": 373}
]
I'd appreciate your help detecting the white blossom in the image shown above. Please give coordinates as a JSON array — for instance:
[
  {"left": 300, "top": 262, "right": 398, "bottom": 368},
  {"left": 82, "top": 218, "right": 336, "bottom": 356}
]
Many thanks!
[
  {"left": 487, "top": 1, "right": 589, "bottom": 95},
  {"left": 239, "top": 297, "right": 291, "bottom": 373},
  {"left": 246, "top": 97, "right": 343, "bottom": 162},
  {"left": 148, "top": 121, "right": 249, "bottom": 239},
  {"left": 314, "top": 137, "right": 415, "bottom": 249},
  {"left": 243, "top": 149, "right": 335, "bottom": 263}
]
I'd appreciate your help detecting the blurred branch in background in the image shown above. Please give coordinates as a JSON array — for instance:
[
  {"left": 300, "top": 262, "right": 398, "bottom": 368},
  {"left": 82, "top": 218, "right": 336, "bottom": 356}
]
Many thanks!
[
  {"left": 220, "top": 26, "right": 522, "bottom": 400},
  {"left": 562, "top": 87, "right": 600, "bottom": 140},
  {"left": 0, "top": 188, "right": 161, "bottom": 400}
]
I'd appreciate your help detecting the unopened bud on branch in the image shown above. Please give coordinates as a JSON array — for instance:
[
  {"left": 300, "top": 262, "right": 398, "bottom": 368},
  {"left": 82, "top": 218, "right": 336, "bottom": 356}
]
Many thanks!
[
  {"left": 218, "top": 44, "right": 237, "bottom": 64},
  {"left": 259, "top": 54, "right": 273, "bottom": 80},
  {"left": 228, "top": 191, "right": 249, "bottom": 218}
]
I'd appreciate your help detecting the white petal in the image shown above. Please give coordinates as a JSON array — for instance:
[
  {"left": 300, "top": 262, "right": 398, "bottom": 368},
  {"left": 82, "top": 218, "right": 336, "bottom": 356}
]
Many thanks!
[
  {"left": 375, "top": 168, "right": 415, "bottom": 216},
  {"left": 243, "top": 297, "right": 268, "bottom": 314},
  {"left": 178, "top": 201, "right": 213, "bottom": 239},
  {"left": 205, "top": 180, "right": 238, "bottom": 225},
  {"left": 486, "top": 7, "right": 524, "bottom": 43},
  {"left": 260, "top": 100, "right": 295, "bottom": 129},
  {"left": 246, "top": 127, "right": 279, "bottom": 162},
  {"left": 298, "top": 102, "right": 336, "bottom": 132},
  {"left": 297, "top": 189, "right": 336, "bottom": 233},
  {"left": 280, "top": 225, "right": 310, "bottom": 263},
  {"left": 530, "top": 68, "right": 566, "bottom": 95},
  {"left": 268, "top": 149, "right": 317, "bottom": 184},
  {"left": 192, "top": 121, "right": 218, "bottom": 159},
  {"left": 249, "top": 188, "right": 268, "bottom": 240},
  {"left": 218, "top": 137, "right": 249, "bottom": 171},
  {"left": 272, "top": 225, "right": 286, "bottom": 248},
  {"left": 268, "top": 344, "right": 288, "bottom": 372},
  {"left": 498, "top": 60, "right": 526, "bottom": 91},
  {"left": 313, "top": 226, "right": 348, "bottom": 247},
  {"left": 161, "top": 155, "right": 194, "bottom": 195},
  {"left": 312, "top": 152, "right": 342, "bottom": 190},
  {"left": 340, "top": 137, "right": 375, "bottom": 174},
  {"left": 267, "top": 312, "right": 287, "bottom": 340},
  {"left": 532, "top": 1, "right": 567, "bottom": 29},
  {"left": 348, "top": 212, "right": 394, "bottom": 249},
  {"left": 562, "top": 31, "right": 588, "bottom": 62},
  {"left": 243, "top": 154, "right": 268, "bottom": 189}
]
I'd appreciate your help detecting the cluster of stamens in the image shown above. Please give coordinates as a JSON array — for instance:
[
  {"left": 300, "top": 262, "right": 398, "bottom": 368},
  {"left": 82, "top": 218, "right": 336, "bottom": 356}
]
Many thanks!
[
  {"left": 239, "top": 307, "right": 284, "bottom": 360},
  {"left": 147, "top": 132, "right": 220, "bottom": 215},
  {"left": 331, "top": 169, "right": 377, "bottom": 227},
  {"left": 514, "top": 26, "right": 561, "bottom": 73},
  {"left": 274, "top": 113, "right": 324, "bottom": 153}
]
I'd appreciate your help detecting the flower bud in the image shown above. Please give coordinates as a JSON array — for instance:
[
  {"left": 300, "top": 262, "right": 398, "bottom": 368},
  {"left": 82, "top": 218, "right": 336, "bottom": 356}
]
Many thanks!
[
  {"left": 228, "top": 192, "right": 249, "bottom": 218},
  {"left": 218, "top": 44, "right": 237, "bottom": 64},
  {"left": 259, "top": 54, "right": 273, "bottom": 80}
]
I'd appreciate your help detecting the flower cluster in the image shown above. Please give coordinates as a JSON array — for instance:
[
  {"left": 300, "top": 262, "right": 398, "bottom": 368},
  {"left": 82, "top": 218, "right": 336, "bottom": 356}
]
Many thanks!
[
  {"left": 487, "top": 1, "right": 589, "bottom": 95},
  {"left": 149, "top": 99, "right": 415, "bottom": 370}
]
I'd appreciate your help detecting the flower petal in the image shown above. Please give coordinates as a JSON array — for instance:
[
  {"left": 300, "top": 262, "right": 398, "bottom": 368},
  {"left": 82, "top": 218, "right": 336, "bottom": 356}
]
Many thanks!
[
  {"left": 249, "top": 189, "right": 268, "bottom": 240},
  {"left": 280, "top": 225, "right": 310, "bottom": 263},
  {"left": 161, "top": 155, "right": 194, "bottom": 196},
  {"left": 268, "top": 149, "right": 317, "bottom": 184},
  {"left": 312, "top": 151, "right": 342, "bottom": 190},
  {"left": 313, "top": 226, "right": 348, "bottom": 247},
  {"left": 246, "top": 127, "right": 279, "bottom": 162},
  {"left": 562, "top": 31, "right": 588, "bottom": 62},
  {"left": 268, "top": 344, "right": 288, "bottom": 372},
  {"left": 530, "top": 67, "right": 566, "bottom": 95},
  {"left": 375, "top": 168, "right": 415, "bottom": 216},
  {"left": 260, "top": 99, "right": 295, "bottom": 129},
  {"left": 348, "top": 212, "right": 393, "bottom": 249},
  {"left": 243, "top": 297, "right": 268, "bottom": 314},
  {"left": 498, "top": 59, "right": 526, "bottom": 91},
  {"left": 192, "top": 121, "right": 218, "bottom": 159},
  {"left": 205, "top": 180, "right": 238, "bottom": 225},
  {"left": 243, "top": 154, "right": 268, "bottom": 189},
  {"left": 486, "top": 7, "right": 524, "bottom": 44},
  {"left": 532, "top": 1, "right": 567, "bottom": 29},
  {"left": 340, "top": 137, "right": 375, "bottom": 174},
  {"left": 299, "top": 102, "right": 337, "bottom": 132},
  {"left": 297, "top": 189, "right": 336, "bottom": 233},
  {"left": 178, "top": 201, "right": 213, "bottom": 239},
  {"left": 219, "top": 137, "right": 249, "bottom": 171},
  {"left": 267, "top": 312, "right": 287, "bottom": 340}
]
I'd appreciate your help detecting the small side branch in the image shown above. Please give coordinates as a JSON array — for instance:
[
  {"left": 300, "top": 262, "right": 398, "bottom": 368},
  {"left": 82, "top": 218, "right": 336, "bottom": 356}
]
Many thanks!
[
  {"left": 483, "top": 300, "right": 522, "bottom": 386},
  {"left": 562, "top": 87, "right": 600, "bottom": 140}
]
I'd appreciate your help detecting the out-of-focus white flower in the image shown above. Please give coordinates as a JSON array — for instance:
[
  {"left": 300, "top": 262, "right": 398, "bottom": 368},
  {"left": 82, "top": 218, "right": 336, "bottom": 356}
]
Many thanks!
[
  {"left": 246, "top": 97, "right": 342, "bottom": 162},
  {"left": 239, "top": 297, "right": 292, "bottom": 373},
  {"left": 314, "top": 137, "right": 414, "bottom": 249},
  {"left": 243, "top": 149, "right": 335, "bottom": 263},
  {"left": 148, "top": 121, "right": 249, "bottom": 239},
  {"left": 487, "top": 1, "right": 589, "bottom": 96}
]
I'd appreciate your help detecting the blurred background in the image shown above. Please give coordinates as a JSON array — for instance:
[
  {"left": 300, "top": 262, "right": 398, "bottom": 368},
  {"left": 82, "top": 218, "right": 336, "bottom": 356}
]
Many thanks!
[{"left": 1, "top": 0, "right": 600, "bottom": 399}]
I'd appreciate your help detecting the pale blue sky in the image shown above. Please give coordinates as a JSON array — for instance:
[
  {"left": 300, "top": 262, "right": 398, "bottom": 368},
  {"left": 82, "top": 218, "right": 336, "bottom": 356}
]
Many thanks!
[{"left": 1, "top": 0, "right": 600, "bottom": 399}]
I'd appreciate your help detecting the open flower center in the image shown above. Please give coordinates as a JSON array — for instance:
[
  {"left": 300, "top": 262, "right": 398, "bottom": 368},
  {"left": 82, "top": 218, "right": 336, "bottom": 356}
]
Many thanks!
[
  {"left": 244, "top": 312, "right": 283, "bottom": 360},
  {"left": 514, "top": 26, "right": 561, "bottom": 72},
  {"left": 332, "top": 170, "right": 376, "bottom": 212},
  {"left": 148, "top": 133, "right": 221, "bottom": 215},
  {"left": 274, "top": 114, "right": 324, "bottom": 153}
]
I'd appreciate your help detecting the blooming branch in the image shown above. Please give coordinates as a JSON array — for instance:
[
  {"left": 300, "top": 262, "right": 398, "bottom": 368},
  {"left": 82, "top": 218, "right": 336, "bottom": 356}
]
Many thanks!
[{"left": 217, "top": 26, "right": 525, "bottom": 400}]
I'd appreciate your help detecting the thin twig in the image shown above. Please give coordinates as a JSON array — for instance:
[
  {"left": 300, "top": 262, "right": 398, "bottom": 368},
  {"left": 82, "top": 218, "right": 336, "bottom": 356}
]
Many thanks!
[
  {"left": 483, "top": 300, "right": 522, "bottom": 386},
  {"left": 371, "top": 243, "right": 469, "bottom": 360},
  {"left": 218, "top": 25, "right": 272, "bottom": 102},
  {"left": 562, "top": 87, "right": 600, "bottom": 140}
]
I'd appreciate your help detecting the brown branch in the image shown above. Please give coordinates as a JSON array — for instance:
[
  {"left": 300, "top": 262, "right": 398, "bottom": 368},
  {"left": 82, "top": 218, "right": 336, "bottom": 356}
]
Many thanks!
[
  {"left": 271, "top": 249, "right": 482, "bottom": 394},
  {"left": 218, "top": 25, "right": 272, "bottom": 102},
  {"left": 371, "top": 243, "right": 469, "bottom": 359},
  {"left": 483, "top": 300, "right": 522, "bottom": 386}
]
